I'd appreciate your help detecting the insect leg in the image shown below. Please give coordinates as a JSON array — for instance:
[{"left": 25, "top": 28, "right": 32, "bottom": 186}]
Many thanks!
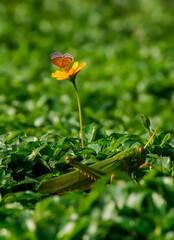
[
  {"left": 110, "top": 174, "right": 115, "bottom": 184},
  {"left": 139, "top": 162, "right": 154, "bottom": 168}
]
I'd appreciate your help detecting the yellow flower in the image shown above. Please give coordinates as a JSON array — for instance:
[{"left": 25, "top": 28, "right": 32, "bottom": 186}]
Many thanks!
[{"left": 51, "top": 61, "right": 86, "bottom": 80}]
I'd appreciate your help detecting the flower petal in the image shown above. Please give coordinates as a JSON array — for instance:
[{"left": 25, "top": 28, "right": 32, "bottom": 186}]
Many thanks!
[
  {"left": 68, "top": 68, "right": 75, "bottom": 76},
  {"left": 56, "top": 75, "right": 69, "bottom": 80},
  {"left": 72, "top": 61, "right": 78, "bottom": 70},
  {"left": 51, "top": 61, "right": 86, "bottom": 80},
  {"left": 51, "top": 73, "right": 58, "bottom": 77},
  {"left": 51, "top": 70, "right": 69, "bottom": 80},
  {"left": 75, "top": 62, "right": 86, "bottom": 73},
  {"left": 55, "top": 70, "right": 63, "bottom": 74},
  {"left": 51, "top": 70, "right": 64, "bottom": 77}
]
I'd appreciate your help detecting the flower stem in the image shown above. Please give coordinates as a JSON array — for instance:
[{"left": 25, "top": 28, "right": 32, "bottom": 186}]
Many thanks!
[{"left": 71, "top": 80, "right": 84, "bottom": 157}]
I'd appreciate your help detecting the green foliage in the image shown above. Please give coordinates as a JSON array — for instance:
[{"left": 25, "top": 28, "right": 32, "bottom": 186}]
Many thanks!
[
  {"left": 0, "top": 123, "right": 174, "bottom": 239},
  {"left": 0, "top": 0, "right": 174, "bottom": 134},
  {"left": 0, "top": 0, "right": 174, "bottom": 239}
]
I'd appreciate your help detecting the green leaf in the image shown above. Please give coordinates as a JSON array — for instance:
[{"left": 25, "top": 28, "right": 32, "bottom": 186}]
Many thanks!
[
  {"left": 83, "top": 123, "right": 98, "bottom": 142},
  {"left": 87, "top": 143, "right": 101, "bottom": 154},
  {"left": 160, "top": 133, "right": 170, "bottom": 147}
]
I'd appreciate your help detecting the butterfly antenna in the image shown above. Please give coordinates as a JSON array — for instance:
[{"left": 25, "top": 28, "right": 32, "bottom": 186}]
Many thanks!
[{"left": 144, "top": 123, "right": 160, "bottom": 149}]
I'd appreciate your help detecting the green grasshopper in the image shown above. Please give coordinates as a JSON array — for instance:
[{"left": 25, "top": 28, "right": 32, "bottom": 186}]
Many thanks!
[{"left": 38, "top": 127, "right": 158, "bottom": 195}]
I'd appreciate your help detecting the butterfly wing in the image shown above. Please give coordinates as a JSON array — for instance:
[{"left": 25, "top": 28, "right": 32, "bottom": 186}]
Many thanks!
[
  {"left": 50, "top": 52, "right": 74, "bottom": 69},
  {"left": 62, "top": 53, "right": 74, "bottom": 68},
  {"left": 50, "top": 52, "right": 63, "bottom": 68}
]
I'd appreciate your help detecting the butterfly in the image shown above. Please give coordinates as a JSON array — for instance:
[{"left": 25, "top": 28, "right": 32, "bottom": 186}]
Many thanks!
[{"left": 50, "top": 52, "right": 74, "bottom": 69}]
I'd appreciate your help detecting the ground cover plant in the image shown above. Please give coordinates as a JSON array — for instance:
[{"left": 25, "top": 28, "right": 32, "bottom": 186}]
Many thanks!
[{"left": 0, "top": 0, "right": 174, "bottom": 239}]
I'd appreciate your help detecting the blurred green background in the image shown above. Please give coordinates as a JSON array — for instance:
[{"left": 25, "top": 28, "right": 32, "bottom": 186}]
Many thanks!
[
  {"left": 1, "top": 1, "right": 174, "bottom": 239},
  {"left": 0, "top": 0, "right": 174, "bottom": 137}
]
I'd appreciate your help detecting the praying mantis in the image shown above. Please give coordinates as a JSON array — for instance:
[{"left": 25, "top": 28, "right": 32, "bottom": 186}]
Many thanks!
[{"left": 38, "top": 126, "right": 158, "bottom": 195}]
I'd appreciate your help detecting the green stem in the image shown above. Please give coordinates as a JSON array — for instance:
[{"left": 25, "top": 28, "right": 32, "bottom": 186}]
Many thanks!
[{"left": 71, "top": 80, "right": 84, "bottom": 156}]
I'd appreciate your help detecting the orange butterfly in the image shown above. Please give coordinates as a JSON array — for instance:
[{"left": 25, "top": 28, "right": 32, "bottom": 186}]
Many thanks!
[{"left": 50, "top": 52, "right": 74, "bottom": 69}]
